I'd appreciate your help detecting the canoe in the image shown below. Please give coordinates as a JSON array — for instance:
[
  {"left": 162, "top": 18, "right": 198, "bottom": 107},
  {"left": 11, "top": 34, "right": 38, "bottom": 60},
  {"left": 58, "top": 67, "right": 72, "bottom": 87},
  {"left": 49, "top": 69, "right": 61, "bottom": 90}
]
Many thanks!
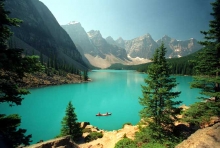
[{"left": 96, "top": 113, "right": 112, "bottom": 116}]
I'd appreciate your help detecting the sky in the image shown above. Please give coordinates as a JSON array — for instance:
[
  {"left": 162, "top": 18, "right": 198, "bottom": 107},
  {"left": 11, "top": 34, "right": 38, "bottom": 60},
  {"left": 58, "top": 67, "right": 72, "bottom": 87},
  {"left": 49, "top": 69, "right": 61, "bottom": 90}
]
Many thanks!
[{"left": 39, "top": 0, "right": 214, "bottom": 41}]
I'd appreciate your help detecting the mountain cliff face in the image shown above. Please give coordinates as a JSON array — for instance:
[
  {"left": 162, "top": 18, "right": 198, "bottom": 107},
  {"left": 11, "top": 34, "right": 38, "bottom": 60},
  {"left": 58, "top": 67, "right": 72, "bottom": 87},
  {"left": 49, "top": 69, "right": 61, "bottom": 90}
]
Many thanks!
[
  {"left": 63, "top": 20, "right": 201, "bottom": 68},
  {"left": 62, "top": 22, "right": 132, "bottom": 68},
  {"left": 105, "top": 36, "right": 117, "bottom": 46},
  {"left": 62, "top": 22, "right": 98, "bottom": 56},
  {"left": 87, "top": 30, "right": 129, "bottom": 60},
  {"left": 156, "top": 35, "right": 202, "bottom": 58},
  {"left": 5, "top": 0, "right": 88, "bottom": 70},
  {"left": 124, "top": 34, "right": 158, "bottom": 59},
  {"left": 110, "top": 35, "right": 202, "bottom": 59}
]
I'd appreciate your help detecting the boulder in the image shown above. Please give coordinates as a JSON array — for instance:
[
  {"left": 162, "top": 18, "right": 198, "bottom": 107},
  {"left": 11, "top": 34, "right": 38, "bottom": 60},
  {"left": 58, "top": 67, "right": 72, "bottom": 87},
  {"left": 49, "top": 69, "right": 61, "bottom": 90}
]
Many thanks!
[
  {"left": 175, "top": 123, "right": 220, "bottom": 148},
  {"left": 80, "top": 122, "right": 90, "bottom": 129},
  {"left": 85, "top": 125, "right": 94, "bottom": 129}
]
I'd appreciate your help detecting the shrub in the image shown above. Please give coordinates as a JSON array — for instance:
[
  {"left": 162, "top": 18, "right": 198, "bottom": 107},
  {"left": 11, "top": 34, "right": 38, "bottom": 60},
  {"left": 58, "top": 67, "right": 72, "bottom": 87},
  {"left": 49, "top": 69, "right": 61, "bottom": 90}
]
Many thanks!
[
  {"left": 114, "top": 138, "right": 137, "bottom": 148},
  {"left": 85, "top": 132, "right": 103, "bottom": 142},
  {"left": 181, "top": 101, "right": 220, "bottom": 127},
  {"left": 135, "top": 126, "right": 181, "bottom": 148},
  {"left": 140, "top": 142, "right": 166, "bottom": 148},
  {"left": 123, "top": 133, "right": 127, "bottom": 138},
  {"left": 82, "top": 128, "right": 92, "bottom": 133}
]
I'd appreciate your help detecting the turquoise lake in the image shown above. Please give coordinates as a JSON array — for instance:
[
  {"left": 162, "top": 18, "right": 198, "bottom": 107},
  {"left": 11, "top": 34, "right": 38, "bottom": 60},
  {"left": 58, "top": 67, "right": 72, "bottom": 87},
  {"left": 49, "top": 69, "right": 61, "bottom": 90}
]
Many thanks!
[{"left": 0, "top": 70, "right": 202, "bottom": 143}]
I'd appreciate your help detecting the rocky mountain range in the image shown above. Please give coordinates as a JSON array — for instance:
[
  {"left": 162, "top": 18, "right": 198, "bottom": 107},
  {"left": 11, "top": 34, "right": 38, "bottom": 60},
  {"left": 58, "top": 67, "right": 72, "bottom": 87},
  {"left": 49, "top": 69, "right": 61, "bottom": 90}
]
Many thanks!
[
  {"left": 63, "top": 22, "right": 202, "bottom": 68},
  {"left": 5, "top": 0, "right": 88, "bottom": 70},
  {"left": 62, "top": 22, "right": 150, "bottom": 68},
  {"left": 106, "top": 34, "right": 202, "bottom": 59},
  {"left": 5, "top": 0, "right": 203, "bottom": 69},
  {"left": 156, "top": 35, "right": 202, "bottom": 58}
]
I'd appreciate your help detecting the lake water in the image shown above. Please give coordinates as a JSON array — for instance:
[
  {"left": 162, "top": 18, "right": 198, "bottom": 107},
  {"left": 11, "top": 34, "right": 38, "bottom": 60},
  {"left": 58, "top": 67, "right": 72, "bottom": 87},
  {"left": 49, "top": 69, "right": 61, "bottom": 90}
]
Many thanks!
[{"left": 0, "top": 70, "right": 202, "bottom": 143}]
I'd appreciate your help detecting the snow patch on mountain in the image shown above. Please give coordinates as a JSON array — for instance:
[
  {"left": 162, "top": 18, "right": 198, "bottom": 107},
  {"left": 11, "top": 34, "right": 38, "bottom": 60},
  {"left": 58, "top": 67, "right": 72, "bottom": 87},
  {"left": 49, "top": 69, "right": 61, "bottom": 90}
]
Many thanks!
[{"left": 67, "top": 21, "right": 80, "bottom": 25}]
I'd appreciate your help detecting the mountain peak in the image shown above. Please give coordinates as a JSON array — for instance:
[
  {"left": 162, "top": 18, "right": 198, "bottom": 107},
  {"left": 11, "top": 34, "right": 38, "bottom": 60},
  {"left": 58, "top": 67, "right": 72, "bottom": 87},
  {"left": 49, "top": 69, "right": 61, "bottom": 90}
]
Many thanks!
[
  {"left": 143, "top": 33, "right": 151, "bottom": 38},
  {"left": 106, "top": 36, "right": 114, "bottom": 40},
  {"left": 138, "top": 33, "right": 153, "bottom": 40},
  {"left": 162, "top": 35, "right": 171, "bottom": 39},
  {"left": 116, "top": 37, "right": 124, "bottom": 41},
  {"left": 87, "top": 30, "right": 102, "bottom": 38},
  {"left": 67, "top": 21, "right": 81, "bottom": 25},
  {"left": 106, "top": 36, "right": 117, "bottom": 45},
  {"left": 160, "top": 35, "right": 172, "bottom": 42}
]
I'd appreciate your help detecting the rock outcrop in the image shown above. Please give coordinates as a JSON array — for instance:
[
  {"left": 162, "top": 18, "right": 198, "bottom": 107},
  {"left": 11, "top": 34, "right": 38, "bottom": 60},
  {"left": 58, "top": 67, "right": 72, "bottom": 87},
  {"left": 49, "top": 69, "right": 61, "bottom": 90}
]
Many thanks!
[
  {"left": 79, "top": 124, "right": 139, "bottom": 148},
  {"left": 62, "top": 22, "right": 98, "bottom": 56},
  {"left": 112, "top": 34, "right": 202, "bottom": 59},
  {"left": 62, "top": 20, "right": 201, "bottom": 68},
  {"left": 176, "top": 123, "right": 220, "bottom": 148},
  {"left": 87, "top": 30, "right": 129, "bottom": 61},
  {"left": 25, "top": 136, "right": 79, "bottom": 148},
  {"left": 123, "top": 34, "right": 158, "bottom": 59},
  {"left": 25, "top": 122, "right": 220, "bottom": 148},
  {"left": 62, "top": 22, "right": 133, "bottom": 68},
  {"left": 86, "top": 30, "right": 131, "bottom": 68},
  {"left": 156, "top": 35, "right": 202, "bottom": 58}
]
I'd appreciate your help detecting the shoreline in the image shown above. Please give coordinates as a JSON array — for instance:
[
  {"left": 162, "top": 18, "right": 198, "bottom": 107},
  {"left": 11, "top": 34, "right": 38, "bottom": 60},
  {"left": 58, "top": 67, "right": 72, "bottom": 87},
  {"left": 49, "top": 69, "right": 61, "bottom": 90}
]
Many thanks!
[{"left": 22, "top": 72, "right": 92, "bottom": 89}]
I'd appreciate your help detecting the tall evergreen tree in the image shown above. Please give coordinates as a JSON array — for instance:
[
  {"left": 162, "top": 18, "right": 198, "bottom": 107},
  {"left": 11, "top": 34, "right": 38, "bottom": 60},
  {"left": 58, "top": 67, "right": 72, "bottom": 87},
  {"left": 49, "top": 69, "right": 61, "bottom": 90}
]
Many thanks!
[
  {"left": 0, "top": 0, "right": 43, "bottom": 147},
  {"left": 191, "top": 0, "right": 220, "bottom": 102},
  {"left": 139, "top": 43, "right": 181, "bottom": 143},
  {"left": 60, "top": 101, "right": 82, "bottom": 141},
  {"left": 83, "top": 70, "right": 89, "bottom": 81}
]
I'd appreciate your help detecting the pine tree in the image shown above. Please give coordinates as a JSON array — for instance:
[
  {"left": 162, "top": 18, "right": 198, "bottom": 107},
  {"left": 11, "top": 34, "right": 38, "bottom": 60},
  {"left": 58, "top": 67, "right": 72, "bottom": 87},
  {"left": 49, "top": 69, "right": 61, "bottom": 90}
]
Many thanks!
[
  {"left": 0, "top": 0, "right": 21, "bottom": 49},
  {"left": 191, "top": 0, "right": 220, "bottom": 102},
  {"left": 139, "top": 43, "right": 181, "bottom": 143},
  {"left": 83, "top": 70, "right": 89, "bottom": 81},
  {"left": 0, "top": 0, "right": 43, "bottom": 147},
  {"left": 40, "top": 51, "right": 43, "bottom": 65},
  {"left": 60, "top": 101, "right": 82, "bottom": 141}
]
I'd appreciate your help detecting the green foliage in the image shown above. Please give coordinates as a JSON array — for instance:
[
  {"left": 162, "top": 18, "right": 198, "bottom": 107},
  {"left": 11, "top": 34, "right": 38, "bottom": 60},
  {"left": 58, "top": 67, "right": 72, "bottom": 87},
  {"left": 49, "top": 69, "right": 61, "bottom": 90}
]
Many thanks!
[
  {"left": 136, "top": 43, "right": 183, "bottom": 147},
  {"left": 181, "top": 101, "right": 220, "bottom": 126},
  {"left": 60, "top": 101, "right": 82, "bottom": 141},
  {"left": 84, "top": 132, "right": 103, "bottom": 142},
  {"left": 123, "top": 133, "right": 127, "bottom": 138},
  {"left": 83, "top": 70, "right": 89, "bottom": 81},
  {"left": 82, "top": 128, "right": 92, "bottom": 133},
  {"left": 140, "top": 142, "right": 166, "bottom": 148},
  {"left": 114, "top": 138, "right": 137, "bottom": 148},
  {"left": 108, "top": 51, "right": 199, "bottom": 75},
  {"left": 191, "top": 0, "right": 220, "bottom": 101},
  {"left": 135, "top": 126, "right": 180, "bottom": 148},
  {"left": 167, "top": 53, "right": 197, "bottom": 75},
  {"left": 0, "top": 114, "right": 32, "bottom": 147},
  {"left": 0, "top": 0, "right": 44, "bottom": 147},
  {"left": 139, "top": 43, "right": 181, "bottom": 143},
  {"left": 0, "top": 0, "right": 22, "bottom": 49},
  {"left": 191, "top": 47, "right": 220, "bottom": 100},
  {"left": 44, "top": 54, "right": 82, "bottom": 77}
]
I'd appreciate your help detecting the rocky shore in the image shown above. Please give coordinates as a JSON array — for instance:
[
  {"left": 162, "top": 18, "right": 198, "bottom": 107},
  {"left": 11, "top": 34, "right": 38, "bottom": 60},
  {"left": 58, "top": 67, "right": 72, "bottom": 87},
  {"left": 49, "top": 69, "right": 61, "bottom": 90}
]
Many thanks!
[
  {"left": 24, "top": 121, "right": 220, "bottom": 148},
  {"left": 78, "top": 123, "right": 138, "bottom": 148},
  {"left": 25, "top": 122, "right": 138, "bottom": 148},
  {"left": 23, "top": 72, "right": 90, "bottom": 88}
]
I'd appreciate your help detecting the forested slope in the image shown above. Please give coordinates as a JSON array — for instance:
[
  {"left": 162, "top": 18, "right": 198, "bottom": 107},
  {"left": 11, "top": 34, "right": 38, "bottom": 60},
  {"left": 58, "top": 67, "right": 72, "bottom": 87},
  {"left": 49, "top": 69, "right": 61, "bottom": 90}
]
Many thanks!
[{"left": 108, "top": 49, "right": 200, "bottom": 75}]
